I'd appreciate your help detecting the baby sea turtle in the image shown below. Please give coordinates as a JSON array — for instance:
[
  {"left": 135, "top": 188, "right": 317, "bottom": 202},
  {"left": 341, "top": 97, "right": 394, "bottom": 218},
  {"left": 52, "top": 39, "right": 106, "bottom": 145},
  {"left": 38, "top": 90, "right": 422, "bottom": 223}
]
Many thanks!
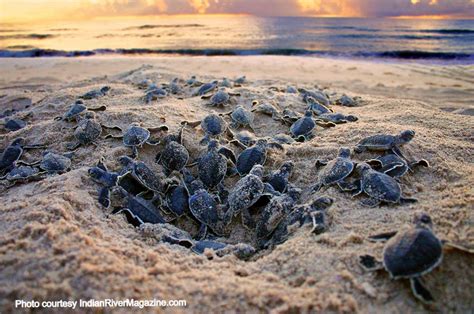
[
  {"left": 67, "top": 114, "right": 103, "bottom": 150},
  {"left": 353, "top": 163, "right": 417, "bottom": 207},
  {"left": 183, "top": 113, "right": 228, "bottom": 145},
  {"left": 118, "top": 156, "right": 164, "bottom": 193},
  {"left": 112, "top": 123, "right": 168, "bottom": 158},
  {"left": 219, "top": 78, "right": 232, "bottom": 88},
  {"left": 312, "top": 148, "right": 356, "bottom": 192},
  {"left": 202, "top": 89, "right": 239, "bottom": 107},
  {"left": 251, "top": 101, "right": 281, "bottom": 120},
  {"left": 0, "top": 138, "right": 45, "bottom": 175},
  {"left": 336, "top": 94, "right": 358, "bottom": 107},
  {"left": 168, "top": 78, "right": 182, "bottom": 95},
  {"left": 156, "top": 127, "right": 189, "bottom": 175},
  {"left": 359, "top": 212, "right": 474, "bottom": 303},
  {"left": 300, "top": 89, "right": 330, "bottom": 106},
  {"left": 265, "top": 160, "right": 294, "bottom": 193},
  {"left": 256, "top": 192, "right": 298, "bottom": 240},
  {"left": 4, "top": 118, "right": 26, "bottom": 132},
  {"left": 55, "top": 100, "right": 106, "bottom": 122},
  {"left": 229, "top": 130, "right": 257, "bottom": 148},
  {"left": 354, "top": 130, "right": 416, "bottom": 160},
  {"left": 234, "top": 76, "right": 246, "bottom": 85},
  {"left": 366, "top": 153, "right": 429, "bottom": 178},
  {"left": 194, "top": 80, "right": 218, "bottom": 96},
  {"left": 317, "top": 112, "right": 358, "bottom": 124},
  {"left": 79, "top": 86, "right": 110, "bottom": 100},
  {"left": 191, "top": 240, "right": 256, "bottom": 260},
  {"left": 188, "top": 187, "right": 225, "bottom": 237},
  {"left": 267, "top": 196, "right": 333, "bottom": 248},
  {"left": 227, "top": 164, "right": 272, "bottom": 220},
  {"left": 164, "top": 182, "right": 190, "bottom": 217},
  {"left": 109, "top": 186, "right": 165, "bottom": 225},
  {"left": 236, "top": 139, "right": 283, "bottom": 176},
  {"left": 143, "top": 85, "right": 167, "bottom": 103},
  {"left": 307, "top": 96, "right": 333, "bottom": 115},
  {"left": 39, "top": 152, "right": 72, "bottom": 174},
  {"left": 290, "top": 110, "right": 316, "bottom": 142},
  {"left": 197, "top": 140, "right": 228, "bottom": 190},
  {"left": 271, "top": 133, "right": 296, "bottom": 145},
  {"left": 0, "top": 165, "right": 45, "bottom": 187},
  {"left": 89, "top": 160, "right": 127, "bottom": 208},
  {"left": 226, "top": 105, "right": 254, "bottom": 130}
]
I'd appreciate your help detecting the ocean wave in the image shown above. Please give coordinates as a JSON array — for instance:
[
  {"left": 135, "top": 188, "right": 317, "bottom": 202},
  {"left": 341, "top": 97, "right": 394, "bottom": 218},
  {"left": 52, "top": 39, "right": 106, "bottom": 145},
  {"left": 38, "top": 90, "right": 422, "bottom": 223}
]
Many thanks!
[
  {"left": 420, "top": 29, "right": 474, "bottom": 34},
  {"left": 123, "top": 24, "right": 204, "bottom": 30},
  {"left": 0, "top": 33, "right": 55, "bottom": 40},
  {"left": 0, "top": 48, "right": 472, "bottom": 61}
]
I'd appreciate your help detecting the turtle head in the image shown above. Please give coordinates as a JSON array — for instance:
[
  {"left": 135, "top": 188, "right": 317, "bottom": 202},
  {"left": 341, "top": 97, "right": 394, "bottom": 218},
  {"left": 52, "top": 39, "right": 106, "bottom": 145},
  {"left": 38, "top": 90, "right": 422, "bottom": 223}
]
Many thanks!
[
  {"left": 304, "top": 110, "right": 313, "bottom": 117},
  {"left": 281, "top": 160, "right": 294, "bottom": 173},
  {"left": 414, "top": 211, "right": 433, "bottom": 230},
  {"left": 208, "top": 139, "right": 219, "bottom": 150},
  {"left": 398, "top": 130, "right": 415, "bottom": 144},
  {"left": 356, "top": 163, "right": 371, "bottom": 174},
  {"left": 249, "top": 164, "right": 264, "bottom": 178},
  {"left": 100, "top": 86, "right": 111, "bottom": 93},
  {"left": 88, "top": 166, "right": 104, "bottom": 182},
  {"left": 338, "top": 147, "right": 351, "bottom": 158},
  {"left": 118, "top": 155, "right": 134, "bottom": 167},
  {"left": 11, "top": 137, "right": 25, "bottom": 147},
  {"left": 75, "top": 99, "right": 84, "bottom": 105},
  {"left": 310, "top": 197, "right": 333, "bottom": 211},
  {"left": 346, "top": 115, "right": 358, "bottom": 122}
]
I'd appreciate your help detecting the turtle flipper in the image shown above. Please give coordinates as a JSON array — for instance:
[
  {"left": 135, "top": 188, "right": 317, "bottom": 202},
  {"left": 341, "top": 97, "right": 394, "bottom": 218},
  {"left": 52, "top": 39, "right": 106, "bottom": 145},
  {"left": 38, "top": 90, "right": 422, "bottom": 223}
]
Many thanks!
[
  {"left": 314, "top": 159, "right": 328, "bottom": 168},
  {"left": 98, "top": 187, "right": 111, "bottom": 208},
  {"left": 409, "top": 159, "right": 430, "bottom": 169},
  {"left": 309, "top": 211, "right": 327, "bottom": 235},
  {"left": 400, "top": 197, "right": 418, "bottom": 204},
  {"left": 359, "top": 254, "right": 384, "bottom": 271},
  {"left": 368, "top": 231, "right": 398, "bottom": 242},
  {"left": 410, "top": 277, "right": 434, "bottom": 304}
]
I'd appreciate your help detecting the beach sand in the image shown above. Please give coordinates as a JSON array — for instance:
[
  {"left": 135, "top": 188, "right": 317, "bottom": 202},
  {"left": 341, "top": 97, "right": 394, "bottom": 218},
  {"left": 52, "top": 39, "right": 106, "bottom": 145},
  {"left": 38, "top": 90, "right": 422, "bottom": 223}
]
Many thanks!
[{"left": 0, "top": 56, "right": 473, "bottom": 313}]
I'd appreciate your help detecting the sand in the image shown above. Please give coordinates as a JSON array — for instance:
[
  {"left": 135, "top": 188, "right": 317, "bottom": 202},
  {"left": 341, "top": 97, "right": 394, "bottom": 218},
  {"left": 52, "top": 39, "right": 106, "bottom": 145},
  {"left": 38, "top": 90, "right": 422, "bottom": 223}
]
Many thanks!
[{"left": 0, "top": 56, "right": 473, "bottom": 313}]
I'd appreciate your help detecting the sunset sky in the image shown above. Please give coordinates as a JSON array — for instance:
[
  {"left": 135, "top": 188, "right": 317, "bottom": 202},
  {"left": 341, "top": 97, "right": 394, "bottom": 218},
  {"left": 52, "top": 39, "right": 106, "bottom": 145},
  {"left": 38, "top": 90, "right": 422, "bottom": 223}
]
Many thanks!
[{"left": 1, "top": 0, "right": 474, "bottom": 22}]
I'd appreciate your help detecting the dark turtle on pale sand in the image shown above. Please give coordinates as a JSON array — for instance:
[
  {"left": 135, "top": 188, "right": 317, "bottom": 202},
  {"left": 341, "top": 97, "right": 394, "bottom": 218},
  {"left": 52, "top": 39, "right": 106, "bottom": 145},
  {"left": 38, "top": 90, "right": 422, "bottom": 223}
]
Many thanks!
[
  {"left": 306, "top": 96, "right": 333, "bottom": 115},
  {"left": 118, "top": 155, "right": 164, "bottom": 192},
  {"left": 317, "top": 112, "right": 358, "bottom": 124},
  {"left": 79, "top": 86, "right": 110, "bottom": 100},
  {"left": 354, "top": 130, "right": 416, "bottom": 160},
  {"left": 1, "top": 138, "right": 45, "bottom": 175},
  {"left": 271, "top": 133, "right": 295, "bottom": 145},
  {"left": 39, "top": 152, "right": 72, "bottom": 173},
  {"left": 366, "top": 153, "right": 429, "bottom": 178},
  {"left": 263, "top": 196, "right": 333, "bottom": 248},
  {"left": 156, "top": 126, "right": 189, "bottom": 175},
  {"left": 255, "top": 192, "right": 298, "bottom": 240},
  {"left": 183, "top": 113, "right": 227, "bottom": 145},
  {"left": 236, "top": 139, "right": 283, "bottom": 176},
  {"left": 164, "top": 182, "right": 190, "bottom": 217},
  {"left": 290, "top": 110, "right": 316, "bottom": 142},
  {"left": 265, "top": 160, "right": 294, "bottom": 193},
  {"left": 89, "top": 158, "right": 126, "bottom": 208},
  {"left": 55, "top": 100, "right": 106, "bottom": 122},
  {"left": 300, "top": 89, "right": 330, "bottom": 106},
  {"left": 194, "top": 80, "right": 218, "bottom": 96},
  {"left": 229, "top": 130, "right": 257, "bottom": 148},
  {"left": 251, "top": 101, "right": 281, "bottom": 120},
  {"left": 197, "top": 140, "right": 228, "bottom": 189},
  {"left": 336, "top": 94, "right": 358, "bottom": 107},
  {"left": 312, "top": 147, "right": 356, "bottom": 192},
  {"left": 359, "top": 212, "right": 474, "bottom": 304},
  {"left": 143, "top": 85, "right": 167, "bottom": 103},
  {"left": 4, "top": 118, "right": 27, "bottom": 131},
  {"left": 226, "top": 105, "right": 254, "bottom": 130},
  {"left": 227, "top": 165, "right": 274, "bottom": 220},
  {"left": 191, "top": 240, "right": 256, "bottom": 260},
  {"left": 188, "top": 186, "right": 225, "bottom": 237},
  {"left": 0, "top": 166, "right": 45, "bottom": 187},
  {"left": 352, "top": 163, "right": 417, "bottom": 207},
  {"left": 234, "top": 76, "right": 246, "bottom": 85},
  {"left": 67, "top": 113, "right": 103, "bottom": 150},
  {"left": 202, "top": 88, "right": 239, "bottom": 107}
]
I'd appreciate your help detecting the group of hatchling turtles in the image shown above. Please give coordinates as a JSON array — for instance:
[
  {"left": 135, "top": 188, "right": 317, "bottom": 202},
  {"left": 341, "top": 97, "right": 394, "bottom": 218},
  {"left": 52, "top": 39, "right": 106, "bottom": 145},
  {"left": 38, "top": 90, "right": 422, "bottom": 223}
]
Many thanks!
[{"left": 1, "top": 74, "right": 472, "bottom": 304}]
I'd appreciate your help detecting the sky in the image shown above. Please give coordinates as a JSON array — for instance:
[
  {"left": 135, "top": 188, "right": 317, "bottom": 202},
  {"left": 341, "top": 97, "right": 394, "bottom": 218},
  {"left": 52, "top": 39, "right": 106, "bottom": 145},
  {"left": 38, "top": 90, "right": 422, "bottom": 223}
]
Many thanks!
[{"left": 1, "top": 0, "right": 474, "bottom": 22}]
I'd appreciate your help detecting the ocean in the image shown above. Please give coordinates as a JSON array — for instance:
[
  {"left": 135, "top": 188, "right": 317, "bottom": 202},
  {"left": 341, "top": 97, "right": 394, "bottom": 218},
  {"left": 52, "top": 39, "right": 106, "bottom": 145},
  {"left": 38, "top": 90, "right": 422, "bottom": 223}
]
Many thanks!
[{"left": 1, "top": 15, "right": 473, "bottom": 63}]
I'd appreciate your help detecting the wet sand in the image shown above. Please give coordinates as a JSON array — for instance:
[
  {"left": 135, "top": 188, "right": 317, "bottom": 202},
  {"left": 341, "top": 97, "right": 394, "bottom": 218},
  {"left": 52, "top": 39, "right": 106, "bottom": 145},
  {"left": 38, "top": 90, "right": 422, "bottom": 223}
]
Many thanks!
[{"left": 0, "top": 56, "right": 473, "bottom": 313}]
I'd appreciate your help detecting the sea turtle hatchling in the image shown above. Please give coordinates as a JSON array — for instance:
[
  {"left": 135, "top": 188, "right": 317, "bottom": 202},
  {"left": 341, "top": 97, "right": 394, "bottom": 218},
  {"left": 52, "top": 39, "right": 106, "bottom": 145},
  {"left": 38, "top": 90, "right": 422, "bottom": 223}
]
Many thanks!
[
  {"left": 188, "top": 187, "right": 225, "bottom": 237},
  {"left": 183, "top": 113, "right": 228, "bottom": 145},
  {"left": 359, "top": 212, "right": 474, "bottom": 304},
  {"left": 4, "top": 118, "right": 26, "bottom": 132},
  {"left": 234, "top": 76, "right": 246, "bottom": 85},
  {"left": 306, "top": 96, "right": 333, "bottom": 115},
  {"left": 0, "top": 138, "right": 45, "bottom": 175},
  {"left": 354, "top": 130, "right": 416, "bottom": 160},
  {"left": 317, "top": 112, "right": 358, "bottom": 124},
  {"left": 228, "top": 130, "right": 257, "bottom": 148},
  {"left": 143, "top": 85, "right": 167, "bottom": 104},
  {"left": 235, "top": 139, "right": 283, "bottom": 176},
  {"left": 352, "top": 163, "right": 417, "bottom": 207},
  {"left": 54, "top": 100, "right": 106, "bottom": 122},
  {"left": 0, "top": 165, "right": 45, "bottom": 187},
  {"left": 226, "top": 105, "right": 254, "bottom": 130},
  {"left": 118, "top": 155, "right": 165, "bottom": 193},
  {"left": 197, "top": 140, "right": 229, "bottom": 190},
  {"left": 300, "top": 89, "right": 330, "bottom": 106},
  {"left": 251, "top": 101, "right": 281, "bottom": 120},
  {"left": 156, "top": 126, "right": 189, "bottom": 176},
  {"left": 265, "top": 160, "right": 294, "bottom": 193},
  {"left": 79, "top": 86, "right": 110, "bottom": 100},
  {"left": 366, "top": 153, "right": 429, "bottom": 178},
  {"left": 202, "top": 88, "right": 239, "bottom": 107},
  {"left": 164, "top": 181, "right": 190, "bottom": 217},
  {"left": 266, "top": 196, "right": 333, "bottom": 248},
  {"left": 194, "top": 80, "right": 218, "bottom": 96},
  {"left": 336, "top": 94, "right": 358, "bottom": 107},
  {"left": 290, "top": 110, "right": 316, "bottom": 142},
  {"left": 39, "top": 152, "right": 72, "bottom": 174},
  {"left": 66, "top": 113, "right": 103, "bottom": 150},
  {"left": 312, "top": 147, "right": 356, "bottom": 192}
]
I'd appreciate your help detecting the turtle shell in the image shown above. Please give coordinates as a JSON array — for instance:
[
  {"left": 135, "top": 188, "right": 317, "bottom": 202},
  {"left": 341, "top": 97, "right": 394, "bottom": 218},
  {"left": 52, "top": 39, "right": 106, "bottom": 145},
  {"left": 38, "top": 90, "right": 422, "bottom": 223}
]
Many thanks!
[
  {"left": 5, "top": 118, "right": 26, "bottom": 131},
  {"left": 290, "top": 116, "right": 315, "bottom": 137},
  {"left": 123, "top": 126, "right": 150, "bottom": 147},
  {"left": 198, "top": 149, "right": 227, "bottom": 189},
  {"left": 202, "top": 114, "right": 225, "bottom": 136},
  {"left": 63, "top": 101, "right": 86, "bottom": 121},
  {"left": 74, "top": 119, "right": 102, "bottom": 145},
  {"left": 319, "top": 157, "right": 354, "bottom": 186},
  {"left": 159, "top": 141, "right": 189, "bottom": 173},
  {"left": 133, "top": 161, "right": 162, "bottom": 192},
  {"left": 256, "top": 194, "right": 295, "bottom": 240},
  {"left": 188, "top": 189, "right": 220, "bottom": 229},
  {"left": 210, "top": 90, "right": 229, "bottom": 105},
  {"left": 0, "top": 142, "right": 23, "bottom": 171},
  {"left": 40, "top": 152, "right": 71, "bottom": 173},
  {"left": 236, "top": 145, "right": 266, "bottom": 175},
  {"left": 358, "top": 134, "right": 396, "bottom": 150},
  {"left": 362, "top": 169, "right": 401, "bottom": 203},
  {"left": 7, "top": 166, "right": 39, "bottom": 181},
  {"left": 231, "top": 107, "right": 253, "bottom": 125},
  {"left": 383, "top": 228, "right": 443, "bottom": 279},
  {"left": 228, "top": 172, "right": 265, "bottom": 215},
  {"left": 197, "top": 82, "right": 217, "bottom": 95},
  {"left": 165, "top": 185, "right": 189, "bottom": 217}
]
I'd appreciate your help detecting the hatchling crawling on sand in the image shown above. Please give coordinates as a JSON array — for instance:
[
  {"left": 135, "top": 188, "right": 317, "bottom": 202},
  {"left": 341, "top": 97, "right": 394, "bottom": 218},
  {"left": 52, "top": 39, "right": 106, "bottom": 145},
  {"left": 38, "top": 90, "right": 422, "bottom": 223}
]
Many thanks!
[
  {"left": 55, "top": 100, "right": 106, "bottom": 122},
  {"left": 317, "top": 112, "right": 358, "bottom": 124},
  {"left": 352, "top": 163, "right": 417, "bottom": 207},
  {"left": 306, "top": 96, "right": 333, "bottom": 115},
  {"left": 1, "top": 138, "right": 45, "bottom": 175},
  {"left": 202, "top": 88, "right": 239, "bottom": 107},
  {"left": 300, "top": 89, "right": 330, "bottom": 106},
  {"left": 66, "top": 113, "right": 103, "bottom": 150},
  {"left": 366, "top": 153, "right": 429, "bottom": 178},
  {"left": 89, "top": 158, "right": 129, "bottom": 208},
  {"left": 156, "top": 126, "right": 190, "bottom": 175},
  {"left": 354, "top": 130, "right": 416, "bottom": 160},
  {"left": 39, "top": 152, "right": 72, "bottom": 174},
  {"left": 196, "top": 140, "right": 233, "bottom": 190},
  {"left": 290, "top": 110, "right": 316, "bottom": 142},
  {"left": 251, "top": 101, "right": 281, "bottom": 120},
  {"left": 143, "top": 85, "right": 167, "bottom": 104},
  {"left": 188, "top": 185, "right": 226, "bottom": 238},
  {"left": 263, "top": 196, "right": 333, "bottom": 248},
  {"left": 163, "top": 181, "right": 190, "bottom": 218},
  {"left": 225, "top": 105, "right": 255, "bottom": 130},
  {"left": 194, "top": 80, "right": 218, "bottom": 96},
  {"left": 359, "top": 212, "right": 474, "bottom": 304},
  {"left": 0, "top": 165, "right": 45, "bottom": 187},
  {"left": 235, "top": 139, "right": 283, "bottom": 176},
  {"left": 312, "top": 147, "right": 356, "bottom": 192},
  {"left": 265, "top": 160, "right": 294, "bottom": 193},
  {"left": 118, "top": 155, "right": 166, "bottom": 193},
  {"left": 336, "top": 94, "right": 359, "bottom": 107},
  {"left": 183, "top": 113, "right": 228, "bottom": 145},
  {"left": 79, "top": 86, "right": 110, "bottom": 100}
]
